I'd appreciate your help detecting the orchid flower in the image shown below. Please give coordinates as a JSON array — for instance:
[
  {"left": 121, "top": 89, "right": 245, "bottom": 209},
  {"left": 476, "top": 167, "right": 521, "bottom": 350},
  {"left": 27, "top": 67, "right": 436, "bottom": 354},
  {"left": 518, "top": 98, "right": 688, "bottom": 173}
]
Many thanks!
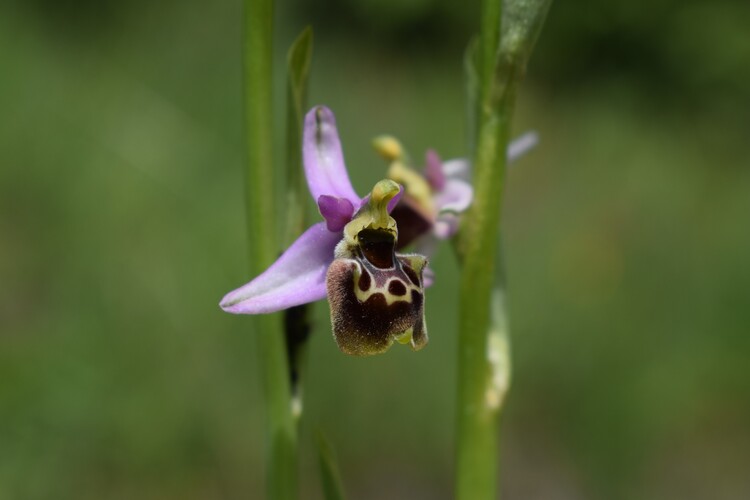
[
  {"left": 220, "top": 106, "right": 429, "bottom": 356},
  {"left": 372, "top": 131, "right": 539, "bottom": 254}
]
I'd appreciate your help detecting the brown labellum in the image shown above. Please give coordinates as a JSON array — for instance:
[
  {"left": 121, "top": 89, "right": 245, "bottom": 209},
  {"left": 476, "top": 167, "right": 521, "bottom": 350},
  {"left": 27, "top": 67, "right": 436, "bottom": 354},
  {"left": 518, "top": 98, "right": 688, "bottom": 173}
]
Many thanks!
[
  {"left": 327, "top": 251, "right": 428, "bottom": 356},
  {"left": 326, "top": 179, "right": 429, "bottom": 356}
]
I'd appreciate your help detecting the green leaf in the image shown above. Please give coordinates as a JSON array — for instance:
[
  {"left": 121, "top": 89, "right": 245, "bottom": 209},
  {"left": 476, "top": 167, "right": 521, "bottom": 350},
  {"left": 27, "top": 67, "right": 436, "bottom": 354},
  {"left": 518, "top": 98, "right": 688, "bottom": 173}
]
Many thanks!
[
  {"left": 500, "top": 0, "right": 553, "bottom": 62},
  {"left": 491, "top": 0, "right": 554, "bottom": 109},
  {"left": 287, "top": 26, "right": 313, "bottom": 107},
  {"left": 316, "top": 431, "right": 346, "bottom": 500},
  {"left": 284, "top": 26, "right": 314, "bottom": 247}
]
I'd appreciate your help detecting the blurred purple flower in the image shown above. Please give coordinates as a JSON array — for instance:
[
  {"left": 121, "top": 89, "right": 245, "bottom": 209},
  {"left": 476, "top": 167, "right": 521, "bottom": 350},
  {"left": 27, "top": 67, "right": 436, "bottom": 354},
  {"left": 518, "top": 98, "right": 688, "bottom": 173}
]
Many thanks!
[{"left": 373, "top": 132, "right": 538, "bottom": 254}]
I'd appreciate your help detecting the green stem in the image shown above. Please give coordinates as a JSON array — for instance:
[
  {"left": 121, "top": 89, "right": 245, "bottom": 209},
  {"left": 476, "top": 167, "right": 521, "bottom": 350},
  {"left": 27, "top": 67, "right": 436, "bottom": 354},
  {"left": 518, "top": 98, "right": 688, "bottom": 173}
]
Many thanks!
[
  {"left": 283, "top": 27, "right": 314, "bottom": 426},
  {"left": 454, "top": 0, "right": 552, "bottom": 498},
  {"left": 454, "top": 93, "right": 512, "bottom": 500},
  {"left": 244, "top": 0, "right": 297, "bottom": 499},
  {"left": 454, "top": 4, "right": 507, "bottom": 499}
]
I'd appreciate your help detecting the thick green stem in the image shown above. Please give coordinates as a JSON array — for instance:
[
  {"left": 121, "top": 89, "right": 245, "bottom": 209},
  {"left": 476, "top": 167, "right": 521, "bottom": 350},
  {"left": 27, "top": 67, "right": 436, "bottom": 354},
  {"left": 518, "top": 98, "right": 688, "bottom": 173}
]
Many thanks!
[
  {"left": 244, "top": 0, "right": 297, "bottom": 498},
  {"left": 455, "top": 0, "right": 552, "bottom": 498},
  {"left": 455, "top": 104, "right": 513, "bottom": 500},
  {"left": 454, "top": 4, "right": 507, "bottom": 498}
]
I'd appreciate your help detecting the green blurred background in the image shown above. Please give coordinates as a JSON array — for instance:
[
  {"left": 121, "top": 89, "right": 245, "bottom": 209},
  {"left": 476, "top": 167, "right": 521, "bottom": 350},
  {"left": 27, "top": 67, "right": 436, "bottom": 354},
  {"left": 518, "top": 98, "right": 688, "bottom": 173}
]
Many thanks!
[{"left": 2, "top": 0, "right": 749, "bottom": 498}]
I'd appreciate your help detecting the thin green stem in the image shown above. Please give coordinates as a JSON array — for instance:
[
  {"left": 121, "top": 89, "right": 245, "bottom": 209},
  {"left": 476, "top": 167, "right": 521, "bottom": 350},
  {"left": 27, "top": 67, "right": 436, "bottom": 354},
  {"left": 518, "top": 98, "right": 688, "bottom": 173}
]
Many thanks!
[
  {"left": 244, "top": 0, "right": 297, "bottom": 499},
  {"left": 283, "top": 27, "right": 314, "bottom": 427},
  {"left": 454, "top": 0, "right": 552, "bottom": 499}
]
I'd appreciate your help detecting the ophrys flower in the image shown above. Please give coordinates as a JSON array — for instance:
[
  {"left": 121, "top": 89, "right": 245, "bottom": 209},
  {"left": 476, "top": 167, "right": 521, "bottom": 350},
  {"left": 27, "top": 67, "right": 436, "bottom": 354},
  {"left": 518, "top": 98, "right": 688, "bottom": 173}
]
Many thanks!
[{"left": 221, "top": 106, "right": 429, "bottom": 356}]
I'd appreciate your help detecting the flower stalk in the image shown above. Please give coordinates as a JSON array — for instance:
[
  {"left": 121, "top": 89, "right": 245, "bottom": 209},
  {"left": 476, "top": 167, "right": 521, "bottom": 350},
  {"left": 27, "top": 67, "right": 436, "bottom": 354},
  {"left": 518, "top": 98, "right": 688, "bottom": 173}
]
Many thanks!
[
  {"left": 454, "top": 0, "right": 552, "bottom": 499},
  {"left": 283, "top": 27, "right": 314, "bottom": 423},
  {"left": 244, "top": 0, "right": 297, "bottom": 498}
]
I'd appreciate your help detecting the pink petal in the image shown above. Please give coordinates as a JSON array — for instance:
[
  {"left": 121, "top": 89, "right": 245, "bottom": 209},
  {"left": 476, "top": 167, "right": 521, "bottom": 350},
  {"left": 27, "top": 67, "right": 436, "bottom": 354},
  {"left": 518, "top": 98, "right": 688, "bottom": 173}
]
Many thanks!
[
  {"left": 441, "top": 159, "right": 471, "bottom": 181},
  {"left": 434, "top": 213, "right": 461, "bottom": 240},
  {"left": 434, "top": 178, "right": 473, "bottom": 214},
  {"left": 318, "top": 195, "right": 355, "bottom": 232}
]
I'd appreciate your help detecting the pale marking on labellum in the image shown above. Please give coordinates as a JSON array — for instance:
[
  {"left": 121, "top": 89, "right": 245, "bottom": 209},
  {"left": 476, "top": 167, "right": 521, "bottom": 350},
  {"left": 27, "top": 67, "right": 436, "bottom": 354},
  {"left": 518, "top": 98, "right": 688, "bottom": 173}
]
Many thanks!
[{"left": 352, "top": 263, "right": 420, "bottom": 306}]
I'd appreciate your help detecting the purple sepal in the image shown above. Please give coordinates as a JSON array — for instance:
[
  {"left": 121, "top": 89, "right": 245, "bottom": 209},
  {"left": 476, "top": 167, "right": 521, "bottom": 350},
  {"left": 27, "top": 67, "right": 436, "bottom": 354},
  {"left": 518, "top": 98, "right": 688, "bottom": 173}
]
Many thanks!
[
  {"left": 220, "top": 222, "right": 341, "bottom": 314},
  {"left": 303, "top": 106, "right": 361, "bottom": 207},
  {"left": 318, "top": 195, "right": 355, "bottom": 232}
]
